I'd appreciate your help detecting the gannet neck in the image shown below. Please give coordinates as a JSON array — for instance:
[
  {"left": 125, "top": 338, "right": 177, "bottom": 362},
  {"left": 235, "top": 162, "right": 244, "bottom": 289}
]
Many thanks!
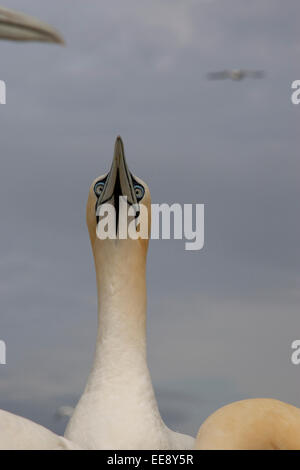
[
  {"left": 87, "top": 241, "right": 149, "bottom": 391},
  {"left": 65, "top": 240, "right": 172, "bottom": 449}
]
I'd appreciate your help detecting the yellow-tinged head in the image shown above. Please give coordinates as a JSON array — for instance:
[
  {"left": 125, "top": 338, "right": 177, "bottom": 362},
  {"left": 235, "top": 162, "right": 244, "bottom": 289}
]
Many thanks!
[{"left": 86, "top": 137, "right": 151, "bottom": 263}]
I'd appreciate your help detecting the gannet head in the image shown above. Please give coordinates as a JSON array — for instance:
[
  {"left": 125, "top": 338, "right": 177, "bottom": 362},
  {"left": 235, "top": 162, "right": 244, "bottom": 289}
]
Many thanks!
[
  {"left": 87, "top": 136, "right": 151, "bottom": 262},
  {"left": 0, "top": 6, "right": 63, "bottom": 44}
]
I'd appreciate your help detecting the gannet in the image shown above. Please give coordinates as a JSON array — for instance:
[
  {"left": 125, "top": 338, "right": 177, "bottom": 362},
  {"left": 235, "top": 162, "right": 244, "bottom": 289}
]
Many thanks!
[
  {"left": 0, "top": 6, "right": 63, "bottom": 43},
  {"left": 0, "top": 6, "right": 78, "bottom": 450},
  {"left": 64, "top": 136, "right": 195, "bottom": 450},
  {"left": 207, "top": 69, "right": 264, "bottom": 81},
  {"left": 65, "top": 136, "right": 300, "bottom": 451},
  {"left": 195, "top": 399, "right": 300, "bottom": 450}
]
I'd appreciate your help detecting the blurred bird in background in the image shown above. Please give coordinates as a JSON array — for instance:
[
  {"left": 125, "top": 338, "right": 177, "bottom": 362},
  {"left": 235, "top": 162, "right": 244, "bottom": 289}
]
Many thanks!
[
  {"left": 207, "top": 69, "right": 264, "bottom": 81},
  {"left": 0, "top": 5, "right": 63, "bottom": 43},
  {"left": 55, "top": 406, "right": 74, "bottom": 421}
]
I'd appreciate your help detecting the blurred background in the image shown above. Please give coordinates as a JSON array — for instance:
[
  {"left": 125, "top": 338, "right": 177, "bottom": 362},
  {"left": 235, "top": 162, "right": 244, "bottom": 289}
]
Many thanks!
[{"left": 0, "top": 0, "right": 299, "bottom": 437}]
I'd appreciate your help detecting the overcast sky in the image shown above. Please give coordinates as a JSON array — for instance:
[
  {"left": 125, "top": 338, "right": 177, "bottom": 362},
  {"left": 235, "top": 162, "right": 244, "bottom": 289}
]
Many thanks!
[{"left": 0, "top": 0, "right": 299, "bottom": 438}]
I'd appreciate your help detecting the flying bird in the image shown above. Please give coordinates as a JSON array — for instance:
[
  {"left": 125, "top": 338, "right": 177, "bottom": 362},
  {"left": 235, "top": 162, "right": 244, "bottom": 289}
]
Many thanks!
[
  {"left": 0, "top": 6, "right": 63, "bottom": 43},
  {"left": 207, "top": 69, "right": 264, "bottom": 81}
]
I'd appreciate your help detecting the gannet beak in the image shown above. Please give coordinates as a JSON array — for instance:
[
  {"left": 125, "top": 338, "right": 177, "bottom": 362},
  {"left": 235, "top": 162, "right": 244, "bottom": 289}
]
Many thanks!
[
  {"left": 0, "top": 6, "right": 64, "bottom": 44},
  {"left": 95, "top": 136, "right": 140, "bottom": 235},
  {"left": 97, "top": 136, "right": 138, "bottom": 209}
]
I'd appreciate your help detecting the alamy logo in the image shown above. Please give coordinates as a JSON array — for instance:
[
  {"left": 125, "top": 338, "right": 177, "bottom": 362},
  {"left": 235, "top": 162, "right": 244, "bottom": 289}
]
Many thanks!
[
  {"left": 96, "top": 197, "right": 204, "bottom": 251},
  {"left": 0, "top": 80, "right": 6, "bottom": 104},
  {"left": 291, "top": 340, "right": 300, "bottom": 365},
  {"left": 291, "top": 80, "right": 300, "bottom": 105},
  {"left": 0, "top": 340, "right": 6, "bottom": 365}
]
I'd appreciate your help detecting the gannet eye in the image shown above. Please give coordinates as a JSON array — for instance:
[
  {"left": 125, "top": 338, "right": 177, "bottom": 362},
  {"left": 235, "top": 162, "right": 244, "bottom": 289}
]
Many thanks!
[
  {"left": 134, "top": 184, "right": 144, "bottom": 201},
  {"left": 94, "top": 181, "right": 105, "bottom": 197}
]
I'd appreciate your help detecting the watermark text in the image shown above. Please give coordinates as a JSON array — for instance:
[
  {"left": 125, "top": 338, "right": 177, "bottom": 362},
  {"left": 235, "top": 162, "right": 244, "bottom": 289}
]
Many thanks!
[
  {"left": 0, "top": 80, "right": 6, "bottom": 104},
  {"left": 96, "top": 198, "right": 204, "bottom": 251},
  {"left": 0, "top": 340, "right": 6, "bottom": 365}
]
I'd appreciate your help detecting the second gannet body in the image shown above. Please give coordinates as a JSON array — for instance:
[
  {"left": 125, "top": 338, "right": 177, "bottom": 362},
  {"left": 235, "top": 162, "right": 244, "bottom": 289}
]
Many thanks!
[
  {"left": 195, "top": 399, "right": 300, "bottom": 450},
  {"left": 64, "top": 137, "right": 194, "bottom": 450}
]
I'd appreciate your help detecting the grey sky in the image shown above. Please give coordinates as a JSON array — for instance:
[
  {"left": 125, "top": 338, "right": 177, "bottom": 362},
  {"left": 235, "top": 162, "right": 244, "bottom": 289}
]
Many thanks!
[{"left": 0, "top": 0, "right": 299, "bottom": 437}]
